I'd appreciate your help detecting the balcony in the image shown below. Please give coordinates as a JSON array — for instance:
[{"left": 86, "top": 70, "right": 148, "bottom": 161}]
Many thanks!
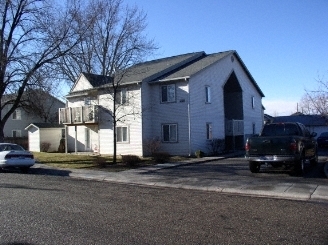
[{"left": 59, "top": 105, "right": 99, "bottom": 125}]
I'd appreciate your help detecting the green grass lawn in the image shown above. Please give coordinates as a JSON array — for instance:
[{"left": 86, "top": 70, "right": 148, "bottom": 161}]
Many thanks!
[
  {"left": 33, "top": 152, "right": 155, "bottom": 172},
  {"left": 33, "top": 152, "right": 190, "bottom": 172}
]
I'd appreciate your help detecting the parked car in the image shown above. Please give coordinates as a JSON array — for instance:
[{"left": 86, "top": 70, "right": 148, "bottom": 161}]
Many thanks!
[
  {"left": 317, "top": 132, "right": 328, "bottom": 148},
  {"left": 0, "top": 143, "right": 35, "bottom": 173}
]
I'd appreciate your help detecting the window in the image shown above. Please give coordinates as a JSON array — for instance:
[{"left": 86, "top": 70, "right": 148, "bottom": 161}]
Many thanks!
[
  {"left": 252, "top": 96, "right": 255, "bottom": 109},
  {"left": 116, "top": 88, "right": 128, "bottom": 105},
  {"left": 205, "top": 86, "right": 211, "bottom": 103},
  {"left": 84, "top": 97, "right": 91, "bottom": 105},
  {"left": 162, "top": 124, "right": 177, "bottom": 142},
  {"left": 12, "top": 109, "right": 21, "bottom": 120},
  {"left": 161, "top": 84, "right": 176, "bottom": 103},
  {"left": 116, "top": 126, "right": 129, "bottom": 143},
  {"left": 12, "top": 130, "right": 21, "bottom": 138},
  {"left": 206, "top": 123, "right": 213, "bottom": 140}
]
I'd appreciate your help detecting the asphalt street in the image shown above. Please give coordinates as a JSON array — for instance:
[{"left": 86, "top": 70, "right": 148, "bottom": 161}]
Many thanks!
[
  {"left": 30, "top": 151, "right": 328, "bottom": 203},
  {"left": 1, "top": 171, "right": 328, "bottom": 244}
]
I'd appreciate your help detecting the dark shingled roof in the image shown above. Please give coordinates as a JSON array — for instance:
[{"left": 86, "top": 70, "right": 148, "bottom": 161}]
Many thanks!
[
  {"left": 69, "top": 50, "right": 264, "bottom": 98},
  {"left": 81, "top": 72, "right": 112, "bottom": 87},
  {"left": 27, "top": 123, "right": 65, "bottom": 129},
  {"left": 273, "top": 115, "right": 328, "bottom": 126}
]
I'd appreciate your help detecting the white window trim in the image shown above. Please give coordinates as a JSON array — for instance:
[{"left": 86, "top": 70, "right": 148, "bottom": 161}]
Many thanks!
[
  {"left": 116, "top": 126, "right": 129, "bottom": 143},
  {"left": 161, "top": 84, "right": 176, "bottom": 103},
  {"left": 162, "top": 123, "right": 178, "bottom": 143}
]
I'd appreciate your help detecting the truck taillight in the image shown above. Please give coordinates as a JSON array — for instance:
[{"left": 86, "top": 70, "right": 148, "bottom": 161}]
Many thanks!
[
  {"left": 290, "top": 141, "right": 297, "bottom": 152},
  {"left": 245, "top": 141, "right": 250, "bottom": 151}
]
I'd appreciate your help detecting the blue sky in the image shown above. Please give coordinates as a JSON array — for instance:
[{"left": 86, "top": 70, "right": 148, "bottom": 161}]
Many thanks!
[{"left": 126, "top": 0, "right": 328, "bottom": 116}]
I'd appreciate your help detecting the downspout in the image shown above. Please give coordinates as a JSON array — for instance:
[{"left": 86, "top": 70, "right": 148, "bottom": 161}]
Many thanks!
[{"left": 187, "top": 78, "right": 191, "bottom": 156}]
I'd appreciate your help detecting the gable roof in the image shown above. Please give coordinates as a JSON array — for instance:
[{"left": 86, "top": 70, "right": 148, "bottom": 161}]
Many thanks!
[
  {"left": 82, "top": 73, "right": 112, "bottom": 87},
  {"left": 25, "top": 123, "right": 64, "bottom": 130},
  {"left": 147, "top": 50, "right": 264, "bottom": 97},
  {"left": 68, "top": 50, "right": 264, "bottom": 98},
  {"left": 273, "top": 115, "right": 328, "bottom": 126}
]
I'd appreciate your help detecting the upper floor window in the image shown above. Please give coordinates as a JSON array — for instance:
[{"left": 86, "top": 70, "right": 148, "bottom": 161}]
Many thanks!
[
  {"left": 162, "top": 123, "right": 177, "bottom": 142},
  {"left": 116, "top": 88, "right": 128, "bottom": 105},
  {"left": 205, "top": 86, "right": 211, "bottom": 103},
  {"left": 12, "top": 109, "right": 21, "bottom": 120},
  {"left": 116, "top": 126, "right": 129, "bottom": 143},
  {"left": 161, "top": 84, "right": 175, "bottom": 103},
  {"left": 84, "top": 97, "right": 91, "bottom": 105},
  {"left": 252, "top": 96, "right": 255, "bottom": 109}
]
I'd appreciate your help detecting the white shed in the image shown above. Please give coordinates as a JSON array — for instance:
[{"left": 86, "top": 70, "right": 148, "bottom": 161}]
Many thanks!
[{"left": 25, "top": 123, "right": 65, "bottom": 152}]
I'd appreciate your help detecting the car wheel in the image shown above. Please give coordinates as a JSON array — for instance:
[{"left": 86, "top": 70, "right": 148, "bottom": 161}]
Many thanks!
[
  {"left": 249, "top": 161, "right": 260, "bottom": 173},
  {"left": 20, "top": 167, "right": 30, "bottom": 174}
]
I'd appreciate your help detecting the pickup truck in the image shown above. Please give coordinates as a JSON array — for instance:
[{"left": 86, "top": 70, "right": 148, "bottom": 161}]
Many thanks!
[{"left": 245, "top": 122, "right": 318, "bottom": 174}]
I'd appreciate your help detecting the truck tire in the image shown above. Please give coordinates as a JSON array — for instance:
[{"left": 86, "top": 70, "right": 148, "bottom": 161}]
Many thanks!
[
  {"left": 249, "top": 162, "right": 260, "bottom": 173},
  {"left": 295, "top": 158, "right": 305, "bottom": 175},
  {"left": 310, "top": 151, "right": 318, "bottom": 166}
]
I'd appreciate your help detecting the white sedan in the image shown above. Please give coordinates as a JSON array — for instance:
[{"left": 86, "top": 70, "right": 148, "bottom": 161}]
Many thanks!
[{"left": 0, "top": 143, "right": 35, "bottom": 173}]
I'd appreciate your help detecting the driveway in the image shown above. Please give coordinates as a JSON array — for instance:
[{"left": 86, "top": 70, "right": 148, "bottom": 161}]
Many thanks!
[{"left": 32, "top": 150, "right": 328, "bottom": 203}]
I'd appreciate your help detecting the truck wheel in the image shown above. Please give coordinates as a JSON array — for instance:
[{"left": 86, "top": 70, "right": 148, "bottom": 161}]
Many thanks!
[
  {"left": 295, "top": 158, "right": 305, "bottom": 175},
  {"left": 249, "top": 162, "right": 260, "bottom": 173},
  {"left": 310, "top": 152, "right": 318, "bottom": 166}
]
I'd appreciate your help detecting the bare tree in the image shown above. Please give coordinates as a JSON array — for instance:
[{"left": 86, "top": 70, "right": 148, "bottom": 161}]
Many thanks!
[
  {"left": 0, "top": 0, "right": 89, "bottom": 142},
  {"left": 59, "top": 0, "right": 157, "bottom": 163},
  {"left": 299, "top": 74, "right": 328, "bottom": 116}
]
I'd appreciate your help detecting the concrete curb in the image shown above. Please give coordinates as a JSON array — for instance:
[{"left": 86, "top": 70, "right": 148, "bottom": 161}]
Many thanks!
[{"left": 324, "top": 162, "right": 328, "bottom": 178}]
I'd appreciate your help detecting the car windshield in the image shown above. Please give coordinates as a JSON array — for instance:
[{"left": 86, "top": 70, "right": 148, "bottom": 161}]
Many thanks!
[
  {"left": 261, "top": 124, "right": 300, "bottom": 136},
  {"left": 320, "top": 132, "right": 328, "bottom": 137},
  {"left": 0, "top": 144, "right": 25, "bottom": 151}
]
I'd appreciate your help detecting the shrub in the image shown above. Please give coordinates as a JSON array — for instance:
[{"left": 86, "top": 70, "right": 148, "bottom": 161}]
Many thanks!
[
  {"left": 152, "top": 152, "right": 170, "bottom": 163},
  {"left": 143, "top": 137, "right": 161, "bottom": 156},
  {"left": 40, "top": 142, "right": 51, "bottom": 152},
  {"left": 93, "top": 156, "right": 107, "bottom": 167},
  {"left": 207, "top": 138, "right": 225, "bottom": 155},
  {"left": 121, "top": 155, "right": 141, "bottom": 166},
  {"left": 195, "top": 150, "right": 204, "bottom": 158}
]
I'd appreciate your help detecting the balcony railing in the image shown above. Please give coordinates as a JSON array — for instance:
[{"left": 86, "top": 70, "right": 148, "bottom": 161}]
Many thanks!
[
  {"left": 59, "top": 105, "right": 99, "bottom": 125},
  {"left": 225, "top": 120, "right": 244, "bottom": 136}
]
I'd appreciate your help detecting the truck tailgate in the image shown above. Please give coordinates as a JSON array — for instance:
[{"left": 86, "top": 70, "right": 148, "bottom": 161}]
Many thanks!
[{"left": 248, "top": 136, "right": 295, "bottom": 156}]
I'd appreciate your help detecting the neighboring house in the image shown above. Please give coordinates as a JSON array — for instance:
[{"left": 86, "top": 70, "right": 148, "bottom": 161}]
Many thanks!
[
  {"left": 2, "top": 91, "right": 65, "bottom": 138},
  {"left": 60, "top": 50, "right": 265, "bottom": 156},
  {"left": 273, "top": 114, "right": 328, "bottom": 137},
  {"left": 264, "top": 114, "right": 274, "bottom": 125},
  {"left": 25, "top": 123, "right": 65, "bottom": 152}
]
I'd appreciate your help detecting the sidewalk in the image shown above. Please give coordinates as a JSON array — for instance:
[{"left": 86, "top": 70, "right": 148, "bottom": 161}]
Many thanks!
[{"left": 34, "top": 152, "right": 328, "bottom": 203}]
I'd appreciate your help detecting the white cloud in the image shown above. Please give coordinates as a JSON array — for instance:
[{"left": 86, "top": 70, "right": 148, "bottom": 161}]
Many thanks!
[{"left": 263, "top": 99, "right": 299, "bottom": 116}]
